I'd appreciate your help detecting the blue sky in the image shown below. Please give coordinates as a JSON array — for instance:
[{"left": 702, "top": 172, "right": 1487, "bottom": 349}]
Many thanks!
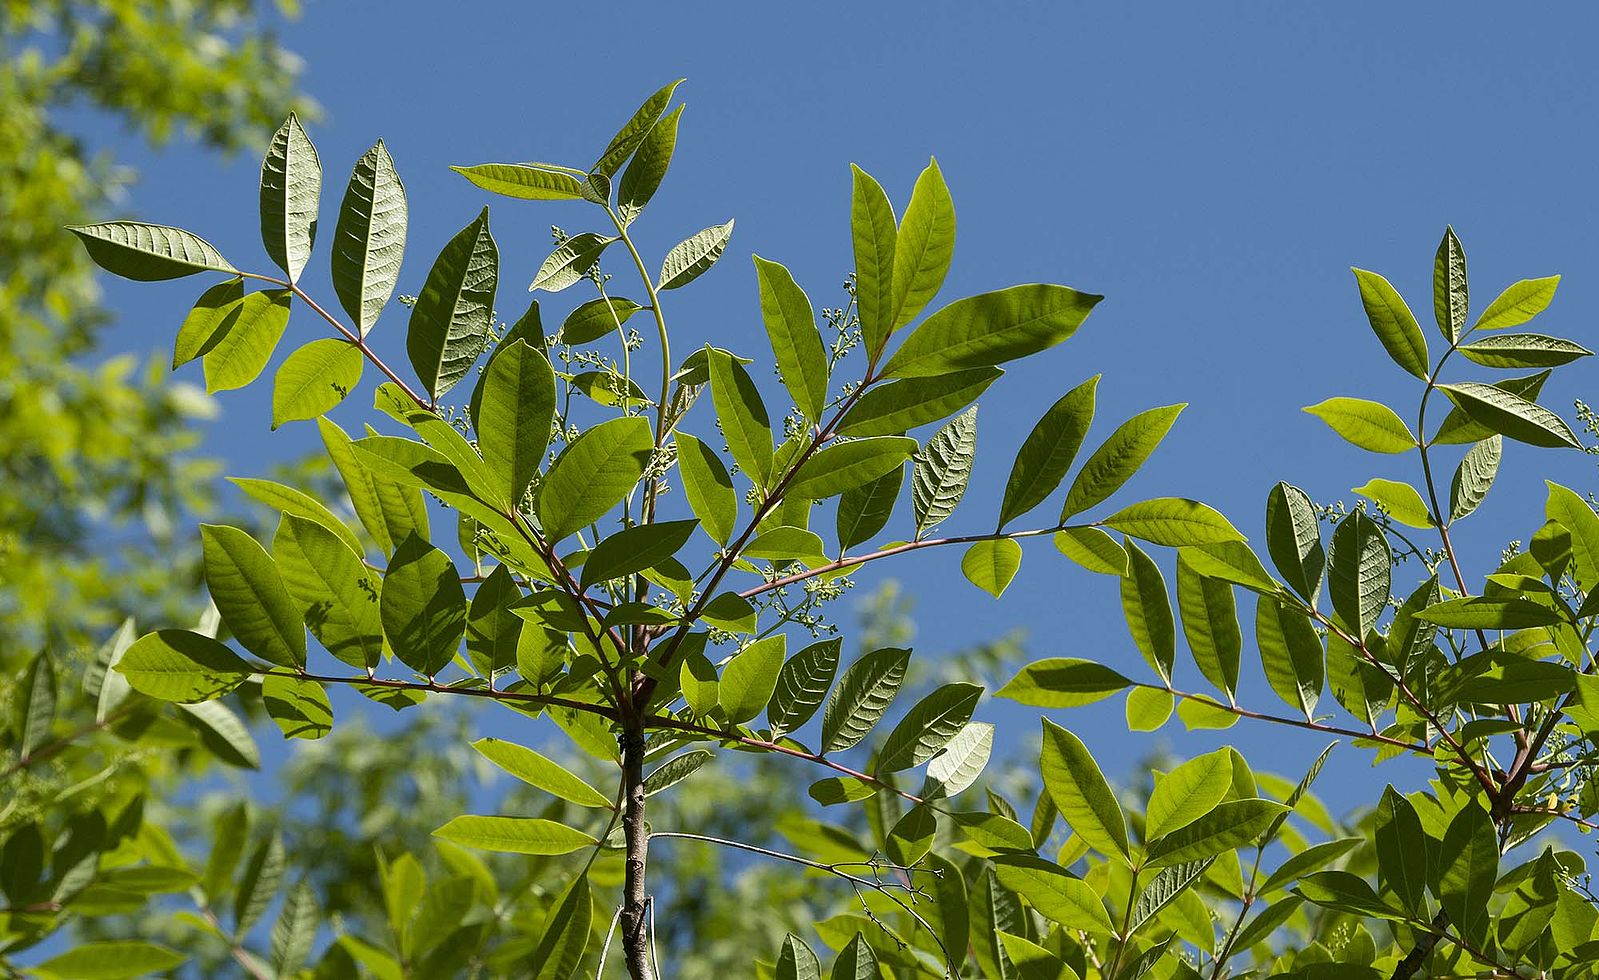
[{"left": 84, "top": 5, "right": 1599, "bottom": 811}]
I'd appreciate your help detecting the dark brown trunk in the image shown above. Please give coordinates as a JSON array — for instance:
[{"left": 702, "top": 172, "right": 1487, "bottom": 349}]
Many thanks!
[{"left": 620, "top": 724, "right": 653, "bottom": 979}]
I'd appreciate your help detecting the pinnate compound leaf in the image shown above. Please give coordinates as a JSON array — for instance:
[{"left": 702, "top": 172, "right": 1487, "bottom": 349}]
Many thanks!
[
  {"left": 1060, "top": 404, "right": 1183, "bottom": 519},
  {"left": 658, "top": 220, "right": 734, "bottom": 291},
  {"left": 787, "top": 436, "right": 917, "bottom": 500},
  {"left": 891, "top": 157, "right": 956, "bottom": 329},
  {"left": 69, "top": 221, "right": 237, "bottom": 281},
  {"left": 961, "top": 538, "right": 1023, "bottom": 598},
  {"left": 1432, "top": 226, "right": 1468, "bottom": 342},
  {"left": 912, "top": 406, "right": 977, "bottom": 537},
  {"left": 433, "top": 816, "right": 595, "bottom": 855},
  {"left": 117, "top": 630, "right": 255, "bottom": 702},
  {"left": 850, "top": 165, "right": 898, "bottom": 361},
  {"left": 332, "top": 140, "right": 407, "bottom": 335},
  {"left": 1474, "top": 276, "right": 1560, "bottom": 330},
  {"left": 754, "top": 255, "right": 829, "bottom": 422},
  {"left": 451, "top": 162, "right": 584, "bottom": 201},
  {"left": 1039, "top": 719, "right": 1127, "bottom": 861},
  {"left": 472, "top": 738, "right": 610, "bottom": 808},
  {"left": 1352, "top": 267, "right": 1429, "bottom": 379},
  {"left": 1103, "top": 497, "right": 1245, "bottom": 547},
  {"left": 720, "top": 635, "right": 786, "bottom": 724},
  {"left": 707, "top": 347, "right": 774, "bottom": 489},
  {"left": 1327, "top": 510, "right": 1390, "bottom": 638},
  {"left": 875, "top": 682, "right": 982, "bottom": 773},
  {"left": 1437, "top": 381, "right": 1581, "bottom": 449},
  {"left": 203, "top": 289, "right": 292, "bottom": 394},
  {"left": 539, "top": 416, "right": 652, "bottom": 542},
  {"left": 260, "top": 112, "right": 321, "bottom": 283},
  {"left": 1000, "top": 375, "right": 1098, "bottom": 528},
  {"left": 821, "top": 647, "right": 912, "bottom": 753},
  {"left": 998, "top": 658, "right": 1132, "bottom": 708},
  {"left": 1145, "top": 799, "right": 1288, "bottom": 868},
  {"left": 837, "top": 367, "right": 1001, "bottom": 437},
  {"left": 882, "top": 284, "right": 1101, "bottom": 379},
  {"left": 200, "top": 524, "right": 304, "bottom": 668},
  {"left": 407, "top": 208, "right": 497, "bottom": 401},
  {"left": 271, "top": 338, "right": 361, "bottom": 429},
  {"left": 768, "top": 637, "right": 841, "bottom": 736},
  {"left": 380, "top": 533, "right": 466, "bottom": 676},
  {"left": 1303, "top": 397, "right": 1416, "bottom": 453}
]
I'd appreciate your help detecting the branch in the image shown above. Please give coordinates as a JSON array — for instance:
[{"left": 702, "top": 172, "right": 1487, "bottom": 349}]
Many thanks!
[
  {"left": 272, "top": 670, "right": 622, "bottom": 723},
  {"left": 1144, "top": 683, "right": 1431, "bottom": 754},
  {"left": 0, "top": 702, "right": 139, "bottom": 783}
]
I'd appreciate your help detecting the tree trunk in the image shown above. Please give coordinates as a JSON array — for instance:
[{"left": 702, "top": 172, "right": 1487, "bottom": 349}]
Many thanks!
[{"left": 620, "top": 724, "right": 654, "bottom": 980}]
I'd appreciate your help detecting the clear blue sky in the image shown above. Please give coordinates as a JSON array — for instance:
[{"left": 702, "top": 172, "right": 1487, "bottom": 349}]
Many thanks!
[{"left": 87, "top": 5, "right": 1599, "bottom": 807}]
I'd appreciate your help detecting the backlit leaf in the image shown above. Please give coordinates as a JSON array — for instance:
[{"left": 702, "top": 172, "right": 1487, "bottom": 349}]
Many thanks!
[
  {"left": 538, "top": 416, "right": 652, "bottom": 542},
  {"left": 472, "top": 738, "right": 611, "bottom": 808},
  {"left": 768, "top": 637, "right": 841, "bottom": 736},
  {"left": 200, "top": 524, "right": 305, "bottom": 668},
  {"left": 452, "top": 162, "right": 584, "bottom": 201},
  {"left": 407, "top": 208, "right": 497, "bottom": 400},
  {"left": 69, "top": 221, "right": 237, "bottom": 281},
  {"left": 1438, "top": 381, "right": 1580, "bottom": 449},
  {"left": 1303, "top": 397, "right": 1415, "bottom": 453},
  {"left": 754, "top": 255, "right": 829, "bottom": 422},
  {"left": 875, "top": 682, "right": 982, "bottom": 773},
  {"left": 1039, "top": 719, "right": 1127, "bottom": 861},
  {"left": 882, "top": 284, "right": 1101, "bottom": 379},
  {"left": 707, "top": 347, "right": 774, "bottom": 489},
  {"left": 999, "top": 375, "right": 1098, "bottom": 528},
  {"left": 432, "top": 816, "right": 595, "bottom": 855},
  {"left": 1351, "top": 267, "right": 1429, "bottom": 379},
  {"left": 821, "top": 647, "right": 911, "bottom": 753},
  {"left": 116, "top": 630, "right": 255, "bottom": 703},
  {"left": 837, "top": 367, "right": 1001, "bottom": 437},
  {"left": 1474, "top": 276, "right": 1560, "bottom": 330},
  {"left": 331, "top": 140, "right": 407, "bottom": 336},
  {"left": 891, "top": 157, "right": 956, "bottom": 329},
  {"left": 1060, "top": 404, "right": 1183, "bottom": 520},
  {"left": 962, "top": 538, "right": 1023, "bottom": 598},
  {"left": 259, "top": 112, "right": 321, "bottom": 283},
  {"left": 720, "top": 635, "right": 786, "bottom": 724},
  {"left": 271, "top": 338, "right": 361, "bottom": 429},
  {"left": 380, "top": 534, "right": 465, "bottom": 676},
  {"left": 998, "top": 658, "right": 1132, "bottom": 708},
  {"left": 1327, "top": 511, "right": 1390, "bottom": 638},
  {"left": 203, "top": 289, "right": 292, "bottom": 393},
  {"left": 1432, "top": 226, "right": 1467, "bottom": 342},
  {"left": 851, "top": 165, "right": 898, "bottom": 361},
  {"left": 659, "top": 220, "right": 734, "bottom": 291},
  {"left": 912, "top": 407, "right": 977, "bottom": 537}
]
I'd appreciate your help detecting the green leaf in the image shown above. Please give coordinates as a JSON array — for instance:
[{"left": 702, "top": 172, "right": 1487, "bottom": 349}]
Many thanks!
[
  {"left": 202, "top": 288, "right": 292, "bottom": 394},
  {"left": 318, "top": 417, "right": 427, "bottom": 557},
  {"left": 1177, "top": 554, "right": 1241, "bottom": 696},
  {"left": 451, "top": 163, "right": 585, "bottom": 201},
  {"left": 1258, "top": 838, "right": 1361, "bottom": 895},
  {"left": 850, "top": 165, "right": 898, "bottom": 361},
  {"left": 831, "top": 932, "right": 879, "bottom": 980},
  {"left": 538, "top": 416, "right": 653, "bottom": 542},
  {"left": 997, "top": 658, "right": 1132, "bottom": 707},
  {"left": 1437, "top": 381, "right": 1581, "bottom": 449},
  {"left": 892, "top": 157, "right": 956, "bottom": 330},
  {"left": 837, "top": 464, "right": 903, "bottom": 551},
  {"left": 1103, "top": 497, "right": 1245, "bottom": 546},
  {"left": 962, "top": 538, "right": 1023, "bottom": 598},
  {"left": 720, "top": 635, "right": 787, "bottom": 724},
  {"left": 380, "top": 534, "right": 466, "bottom": 676},
  {"left": 674, "top": 432, "right": 737, "bottom": 545},
  {"left": 1000, "top": 375, "right": 1099, "bottom": 528},
  {"left": 200, "top": 524, "right": 304, "bottom": 668},
  {"left": 1126, "top": 687, "right": 1173, "bottom": 732},
  {"left": 744, "top": 526, "right": 827, "bottom": 563},
  {"left": 1373, "top": 787, "right": 1428, "bottom": 915},
  {"left": 68, "top": 221, "right": 237, "bottom": 281},
  {"left": 531, "top": 875, "right": 592, "bottom": 980},
  {"left": 271, "top": 338, "right": 361, "bottom": 429},
  {"left": 235, "top": 473, "right": 373, "bottom": 558},
  {"left": 1266, "top": 482, "right": 1325, "bottom": 602},
  {"left": 471, "top": 738, "right": 611, "bottom": 808},
  {"left": 1457, "top": 333, "right": 1591, "bottom": 369},
  {"left": 236, "top": 836, "right": 285, "bottom": 937},
  {"left": 262, "top": 674, "right": 332, "bottom": 740},
  {"left": 1121, "top": 539, "right": 1176, "bottom": 681},
  {"left": 17, "top": 653, "right": 56, "bottom": 758},
  {"left": 1294, "top": 871, "right": 1403, "bottom": 920},
  {"left": 837, "top": 368, "right": 1001, "bottom": 438},
  {"left": 992, "top": 855, "right": 1114, "bottom": 933},
  {"left": 923, "top": 721, "right": 993, "bottom": 799},
  {"left": 1433, "top": 370, "right": 1550, "bottom": 444},
  {"left": 407, "top": 208, "right": 498, "bottom": 401},
  {"left": 1438, "top": 803, "right": 1497, "bottom": 945},
  {"left": 821, "top": 647, "right": 911, "bottom": 753},
  {"left": 1474, "top": 276, "right": 1560, "bottom": 329},
  {"left": 788, "top": 436, "right": 917, "bottom": 500},
  {"left": 707, "top": 347, "right": 774, "bottom": 489},
  {"left": 270, "top": 879, "right": 318, "bottom": 977},
  {"left": 1547, "top": 481, "right": 1599, "bottom": 592},
  {"left": 1040, "top": 720, "right": 1127, "bottom": 861},
  {"left": 1352, "top": 267, "right": 1429, "bottom": 379},
  {"left": 530, "top": 232, "right": 615, "bottom": 292},
  {"left": 754, "top": 255, "right": 829, "bottom": 422},
  {"left": 594, "top": 79, "right": 684, "bottom": 176},
  {"left": 701, "top": 591, "right": 757, "bottom": 632},
  {"left": 1432, "top": 226, "right": 1467, "bottom": 342},
  {"left": 882, "top": 284, "right": 1102, "bottom": 379},
  {"left": 1255, "top": 596, "right": 1323, "bottom": 717},
  {"left": 474, "top": 340, "right": 554, "bottom": 508},
  {"left": 1145, "top": 799, "right": 1288, "bottom": 868},
  {"left": 432, "top": 816, "right": 595, "bottom": 855},
  {"left": 582, "top": 519, "right": 698, "bottom": 588},
  {"left": 1060, "top": 404, "right": 1183, "bottom": 520},
  {"left": 776, "top": 934, "right": 823, "bottom": 980},
  {"left": 1414, "top": 596, "right": 1563, "bottom": 629},
  {"left": 1131, "top": 858, "right": 1215, "bottom": 935},
  {"left": 1054, "top": 526, "right": 1127, "bottom": 575},
  {"left": 768, "top": 637, "right": 841, "bottom": 736},
  {"left": 465, "top": 564, "right": 521, "bottom": 677},
  {"left": 644, "top": 749, "right": 714, "bottom": 797},
  {"left": 1353, "top": 478, "right": 1432, "bottom": 529},
  {"left": 658, "top": 220, "right": 734, "bottom": 290},
  {"left": 332, "top": 140, "right": 407, "bottom": 336},
  {"left": 1449, "top": 436, "right": 1501, "bottom": 522},
  {"left": 273, "top": 513, "right": 383, "bottom": 669},
  {"left": 37, "top": 941, "right": 186, "bottom": 979},
  {"left": 1327, "top": 510, "right": 1390, "bottom": 637},
  {"left": 174, "top": 277, "right": 245, "bottom": 368},
  {"left": 558, "top": 296, "right": 644, "bottom": 346},
  {"left": 875, "top": 682, "right": 982, "bottom": 773},
  {"left": 1303, "top": 397, "right": 1416, "bottom": 453},
  {"left": 260, "top": 113, "right": 321, "bottom": 283},
  {"left": 116, "top": 630, "right": 255, "bottom": 702},
  {"left": 995, "top": 933, "right": 1075, "bottom": 980},
  {"left": 1146, "top": 748, "right": 1232, "bottom": 838},
  {"left": 616, "top": 110, "right": 682, "bottom": 225},
  {"left": 913, "top": 406, "right": 978, "bottom": 537}
]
